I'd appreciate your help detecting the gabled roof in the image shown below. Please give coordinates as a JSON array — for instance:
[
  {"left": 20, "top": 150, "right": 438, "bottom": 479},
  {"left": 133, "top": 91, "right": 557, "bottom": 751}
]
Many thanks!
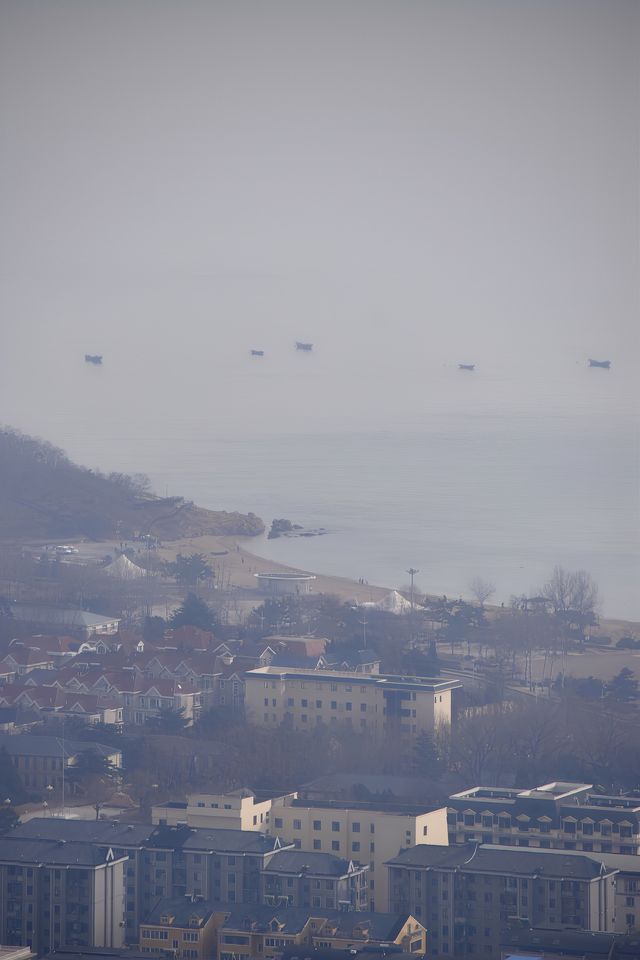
[
  {"left": 183, "top": 828, "right": 293, "bottom": 855},
  {"left": 263, "top": 850, "right": 365, "bottom": 878},
  {"left": 0, "top": 837, "right": 127, "bottom": 866}
]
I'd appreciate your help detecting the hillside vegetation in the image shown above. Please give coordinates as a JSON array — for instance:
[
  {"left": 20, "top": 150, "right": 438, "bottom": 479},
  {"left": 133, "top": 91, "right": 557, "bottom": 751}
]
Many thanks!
[{"left": 0, "top": 427, "right": 264, "bottom": 541}]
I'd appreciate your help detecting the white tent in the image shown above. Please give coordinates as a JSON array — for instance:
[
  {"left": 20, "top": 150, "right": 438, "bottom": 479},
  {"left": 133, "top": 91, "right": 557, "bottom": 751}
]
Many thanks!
[
  {"left": 361, "top": 590, "right": 414, "bottom": 614},
  {"left": 105, "top": 553, "right": 148, "bottom": 579}
]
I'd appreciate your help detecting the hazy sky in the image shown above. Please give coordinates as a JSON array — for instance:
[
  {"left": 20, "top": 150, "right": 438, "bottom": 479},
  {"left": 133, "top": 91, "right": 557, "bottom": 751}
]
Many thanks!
[{"left": 0, "top": 0, "right": 638, "bottom": 436}]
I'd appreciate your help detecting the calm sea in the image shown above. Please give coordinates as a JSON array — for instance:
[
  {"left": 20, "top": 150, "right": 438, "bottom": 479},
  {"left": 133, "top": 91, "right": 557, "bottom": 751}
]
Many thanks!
[{"left": 2, "top": 322, "right": 638, "bottom": 620}]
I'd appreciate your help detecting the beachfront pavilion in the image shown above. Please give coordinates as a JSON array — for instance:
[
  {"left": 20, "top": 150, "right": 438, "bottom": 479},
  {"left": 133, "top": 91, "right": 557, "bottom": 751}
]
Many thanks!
[{"left": 254, "top": 572, "right": 317, "bottom": 595}]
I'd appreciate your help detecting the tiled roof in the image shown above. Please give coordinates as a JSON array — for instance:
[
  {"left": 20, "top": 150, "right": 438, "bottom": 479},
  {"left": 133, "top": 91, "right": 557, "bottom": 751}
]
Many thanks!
[
  {"left": 263, "top": 850, "right": 360, "bottom": 877},
  {"left": 386, "top": 842, "right": 616, "bottom": 879}
]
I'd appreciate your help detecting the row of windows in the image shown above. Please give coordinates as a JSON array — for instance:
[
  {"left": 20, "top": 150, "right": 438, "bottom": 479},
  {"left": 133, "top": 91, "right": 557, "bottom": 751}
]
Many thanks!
[
  {"left": 273, "top": 818, "right": 375, "bottom": 833},
  {"left": 456, "top": 811, "right": 635, "bottom": 837}
]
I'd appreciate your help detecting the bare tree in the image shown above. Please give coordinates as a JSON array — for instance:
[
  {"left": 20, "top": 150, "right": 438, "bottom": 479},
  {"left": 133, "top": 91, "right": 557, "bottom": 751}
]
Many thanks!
[
  {"left": 542, "top": 566, "right": 599, "bottom": 618},
  {"left": 469, "top": 577, "right": 496, "bottom": 607}
]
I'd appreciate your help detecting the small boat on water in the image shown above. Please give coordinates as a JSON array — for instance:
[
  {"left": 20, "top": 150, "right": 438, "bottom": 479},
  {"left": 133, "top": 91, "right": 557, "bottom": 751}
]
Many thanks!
[
  {"left": 295, "top": 341, "right": 313, "bottom": 352},
  {"left": 85, "top": 354, "right": 103, "bottom": 365},
  {"left": 588, "top": 359, "right": 611, "bottom": 368},
  {"left": 250, "top": 349, "right": 264, "bottom": 357},
  {"left": 459, "top": 363, "right": 475, "bottom": 371}
]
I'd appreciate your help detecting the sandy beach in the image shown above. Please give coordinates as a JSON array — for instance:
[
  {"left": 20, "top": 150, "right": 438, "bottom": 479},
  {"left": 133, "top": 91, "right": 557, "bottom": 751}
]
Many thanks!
[{"left": 156, "top": 534, "right": 390, "bottom": 604}]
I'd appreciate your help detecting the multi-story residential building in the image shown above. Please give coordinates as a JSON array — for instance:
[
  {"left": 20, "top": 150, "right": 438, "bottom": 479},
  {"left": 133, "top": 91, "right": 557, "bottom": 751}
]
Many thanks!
[
  {"left": 0, "top": 684, "right": 123, "bottom": 726},
  {"left": 448, "top": 782, "right": 640, "bottom": 855},
  {"left": 261, "top": 850, "right": 368, "bottom": 911},
  {"left": 182, "top": 829, "right": 294, "bottom": 903},
  {"left": 0, "top": 733, "right": 121, "bottom": 794},
  {"left": 268, "top": 796, "right": 449, "bottom": 912},
  {"left": 216, "top": 905, "right": 426, "bottom": 960},
  {"left": 10, "top": 818, "right": 160, "bottom": 942},
  {"left": 488, "top": 845, "right": 640, "bottom": 935},
  {"left": 0, "top": 837, "right": 126, "bottom": 954},
  {"left": 139, "top": 897, "right": 226, "bottom": 960},
  {"left": 245, "top": 666, "right": 461, "bottom": 737},
  {"left": 120, "top": 678, "right": 203, "bottom": 726},
  {"left": 387, "top": 842, "right": 618, "bottom": 959}
]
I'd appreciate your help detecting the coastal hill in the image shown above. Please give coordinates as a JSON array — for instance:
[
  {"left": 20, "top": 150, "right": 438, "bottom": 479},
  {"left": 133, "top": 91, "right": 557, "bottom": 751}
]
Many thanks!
[{"left": 0, "top": 427, "right": 264, "bottom": 541}]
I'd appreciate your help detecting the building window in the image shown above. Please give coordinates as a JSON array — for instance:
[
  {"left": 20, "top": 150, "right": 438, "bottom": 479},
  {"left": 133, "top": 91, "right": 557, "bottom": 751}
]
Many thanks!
[
  {"left": 352, "top": 842, "right": 360, "bottom": 852},
  {"left": 316, "top": 700, "right": 322, "bottom": 708},
  {"left": 332, "top": 821, "right": 340, "bottom": 832},
  {"left": 313, "top": 820, "right": 322, "bottom": 831},
  {"left": 332, "top": 841, "right": 340, "bottom": 851},
  {"left": 293, "top": 819, "right": 302, "bottom": 830},
  {"left": 274, "top": 818, "right": 283, "bottom": 829},
  {"left": 331, "top": 701, "right": 337, "bottom": 710},
  {"left": 346, "top": 702, "right": 352, "bottom": 711},
  {"left": 313, "top": 840, "right": 321, "bottom": 850},
  {"left": 301, "top": 699, "right": 308, "bottom": 707}
]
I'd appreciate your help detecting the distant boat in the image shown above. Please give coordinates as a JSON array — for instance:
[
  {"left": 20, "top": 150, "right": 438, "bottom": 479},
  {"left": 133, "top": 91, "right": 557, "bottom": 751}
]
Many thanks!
[
  {"left": 459, "top": 363, "right": 475, "bottom": 371},
  {"left": 250, "top": 349, "right": 264, "bottom": 357},
  {"left": 295, "top": 342, "right": 313, "bottom": 352},
  {"left": 85, "top": 354, "right": 103, "bottom": 365},
  {"left": 588, "top": 359, "right": 611, "bottom": 368}
]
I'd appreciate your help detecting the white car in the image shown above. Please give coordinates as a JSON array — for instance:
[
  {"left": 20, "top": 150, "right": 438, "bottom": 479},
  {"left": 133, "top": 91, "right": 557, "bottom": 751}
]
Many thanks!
[{"left": 55, "top": 545, "right": 79, "bottom": 555}]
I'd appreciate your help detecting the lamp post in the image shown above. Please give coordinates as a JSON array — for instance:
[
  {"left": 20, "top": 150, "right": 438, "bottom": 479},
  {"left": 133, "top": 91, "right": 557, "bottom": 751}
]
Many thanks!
[{"left": 406, "top": 568, "right": 419, "bottom": 613}]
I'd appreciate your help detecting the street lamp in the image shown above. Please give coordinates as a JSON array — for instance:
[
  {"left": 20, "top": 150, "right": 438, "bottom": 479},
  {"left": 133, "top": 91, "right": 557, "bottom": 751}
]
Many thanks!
[{"left": 406, "top": 568, "right": 419, "bottom": 613}]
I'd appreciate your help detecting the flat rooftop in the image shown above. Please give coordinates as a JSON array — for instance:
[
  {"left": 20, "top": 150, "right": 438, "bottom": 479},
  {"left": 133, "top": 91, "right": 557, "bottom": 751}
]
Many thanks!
[
  {"left": 247, "top": 666, "right": 461, "bottom": 691},
  {"left": 288, "top": 798, "right": 443, "bottom": 816}
]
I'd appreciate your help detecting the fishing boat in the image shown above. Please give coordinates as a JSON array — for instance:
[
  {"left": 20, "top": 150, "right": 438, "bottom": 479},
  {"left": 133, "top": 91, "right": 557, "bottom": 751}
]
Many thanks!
[
  {"left": 588, "top": 359, "right": 611, "bottom": 368},
  {"left": 459, "top": 363, "right": 475, "bottom": 371},
  {"left": 84, "top": 354, "right": 103, "bottom": 365},
  {"left": 250, "top": 349, "right": 264, "bottom": 357},
  {"left": 295, "top": 342, "right": 313, "bottom": 352}
]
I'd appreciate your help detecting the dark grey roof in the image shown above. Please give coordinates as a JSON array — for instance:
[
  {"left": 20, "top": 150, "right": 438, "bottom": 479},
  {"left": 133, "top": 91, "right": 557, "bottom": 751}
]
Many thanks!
[
  {"left": 183, "top": 828, "right": 293, "bottom": 855},
  {"left": 9, "top": 603, "right": 120, "bottom": 628},
  {"left": 448, "top": 789, "right": 640, "bottom": 826},
  {"left": 11, "top": 817, "right": 156, "bottom": 847},
  {"left": 301, "top": 773, "right": 447, "bottom": 802},
  {"left": 282, "top": 949, "right": 409, "bottom": 960},
  {"left": 220, "top": 905, "right": 412, "bottom": 940},
  {"left": 483, "top": 844, "right": 640, "bottom": 877},
  {"left": 500, "top": 926, "right": 640, "bottom": 959},
  {"left": 270, "top": 654, "right": 324, "bottom": 669},
  {"left": 263, "top": 850, "right": 363, "bottom": 877},
  {"left": 142, "top": 897, "right": 224, "bottom": 927},
  {"left": 386, "top": 843, "right": 616, "bottom": 880},
  {"left": 0, "top": 837, "right": 127, "bottom": 867},
  {"left": 0, "top": 732, "right": 118, "bottom": 760}
]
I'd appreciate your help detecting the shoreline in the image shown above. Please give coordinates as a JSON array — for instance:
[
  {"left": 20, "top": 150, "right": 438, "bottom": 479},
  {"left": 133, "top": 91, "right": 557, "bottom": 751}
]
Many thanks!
[
  {"left": 156, "top": 534, "right": 640, "bottom": 638},
  {"left": 155, "top": 533, "right": 390, "bottom": 604}
]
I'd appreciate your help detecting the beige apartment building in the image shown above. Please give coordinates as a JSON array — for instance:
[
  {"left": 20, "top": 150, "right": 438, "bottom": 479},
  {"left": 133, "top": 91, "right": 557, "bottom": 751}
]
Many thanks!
[
  {"left": 267, "top": 796, "right": 449, "bottom": 912},
  {"left": 245, "top": 666, "right": 461, "bottom": 737}
]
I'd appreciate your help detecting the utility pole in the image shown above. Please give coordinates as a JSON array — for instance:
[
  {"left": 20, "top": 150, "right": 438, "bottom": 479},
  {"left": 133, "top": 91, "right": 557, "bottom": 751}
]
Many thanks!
[{"left": 406, "top": 568, "right": 419, "bottom": 613}]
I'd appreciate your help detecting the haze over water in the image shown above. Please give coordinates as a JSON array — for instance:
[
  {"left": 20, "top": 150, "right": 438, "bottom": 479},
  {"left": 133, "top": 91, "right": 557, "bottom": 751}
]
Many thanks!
[{"left": 1, "top": 2, "right": 638, "bottom": 617}]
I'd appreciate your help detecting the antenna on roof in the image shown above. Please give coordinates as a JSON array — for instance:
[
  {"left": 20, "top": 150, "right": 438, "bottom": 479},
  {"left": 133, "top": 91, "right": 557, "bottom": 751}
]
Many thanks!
[{"left": 463, "top": 842, "right": 479, "bottom": 865}]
